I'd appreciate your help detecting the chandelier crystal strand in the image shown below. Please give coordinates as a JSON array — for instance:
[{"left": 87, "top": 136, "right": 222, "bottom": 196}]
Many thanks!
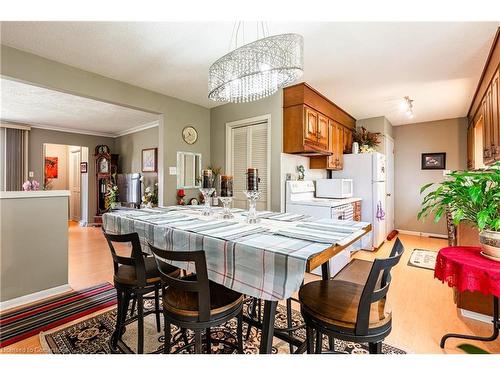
[{"left": 208, "top": 33, "right": 304, "bottom": 103}]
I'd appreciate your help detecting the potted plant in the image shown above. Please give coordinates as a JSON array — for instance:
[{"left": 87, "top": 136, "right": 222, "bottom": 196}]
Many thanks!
[
  {"left": 353, "top": 127, "right": 381, "bottom": 153},
  {"left": 418, "top": 163, "right": 500, "bottom": 258}
]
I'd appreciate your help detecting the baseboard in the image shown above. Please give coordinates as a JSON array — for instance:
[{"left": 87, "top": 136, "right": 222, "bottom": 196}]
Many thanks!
[
  {"left": 396, "top": 229, "right": 448, "bottom": 239},
  {"left": 0, "top": 284, "right": 72, "bottom": 311},
  {"left": 460, "top": 308, "right": 493, "bottom": 324}
]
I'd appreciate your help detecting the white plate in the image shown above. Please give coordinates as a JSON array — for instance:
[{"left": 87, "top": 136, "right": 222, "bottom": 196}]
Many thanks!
[{"left": 480, "top": 251, "right": 500, "bottom": 263}]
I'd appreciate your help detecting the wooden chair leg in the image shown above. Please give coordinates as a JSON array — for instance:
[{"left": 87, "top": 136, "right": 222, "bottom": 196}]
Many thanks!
[
  {"left": 305, "top": 326, "right": 315, "bottom": 354},
  {"left": 163, "top": 315, "right": 171, "bottom": 354},
  {"left": 111, "top": 289, "right": 125, "bottom": 349},
  {"left": 237, "top": 310, "right": 244, "bottom": 354},
  {"left": 154, "top": 286, "right": 161, "bottom": 332},
  {"left": 137, "top": 294, "right": 144, "bottom": 354},
  {"left": 205, "top": 328, "right": 211, "bottom": 354},
  {"left": 286, "top": 298, "right": 294, "bottom": 353},
  {"left": 315, "top": 330, "right": 322, "bottom": 354},
  {"left": 130, "top": 296, "right": 137, "bottom": 317},
  {"left": 194, "top": 330, "right": 202, "bottom": 354},
  {"left": 369, "top": 341, "right": 382, "bottom": 354}
]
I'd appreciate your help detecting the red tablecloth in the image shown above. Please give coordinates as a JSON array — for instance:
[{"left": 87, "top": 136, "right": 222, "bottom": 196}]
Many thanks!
[{"left": 434, "top": 246, "right": 500, "bottom": 298}]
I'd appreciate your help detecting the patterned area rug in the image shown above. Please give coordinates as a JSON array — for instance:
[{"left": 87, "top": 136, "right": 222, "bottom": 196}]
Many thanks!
[
  {"left": 408, "top": 249, "right": 437, "bottom": 270},
  {"left": 40, "top": 300, "right": 406, "bottom": 354}
]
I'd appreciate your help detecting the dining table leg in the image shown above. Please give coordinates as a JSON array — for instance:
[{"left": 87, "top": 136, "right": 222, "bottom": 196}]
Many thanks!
[
  {"left": 259, "top": 300, "right": 278, "bottom": 354},
  {"left": 440, "top": 296, "right": 499, "bottom": 348}
]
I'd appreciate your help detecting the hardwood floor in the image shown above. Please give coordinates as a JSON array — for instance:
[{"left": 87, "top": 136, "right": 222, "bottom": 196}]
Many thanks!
[{"left": 1, "top": 222, "right": 499, "bottom": 354}]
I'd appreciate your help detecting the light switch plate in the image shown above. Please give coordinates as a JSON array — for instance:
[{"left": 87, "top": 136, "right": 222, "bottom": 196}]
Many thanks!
[
  {"left": 29, "top": 171, "right": 34, "bottom": 178},
  {"left": 169, "top": 167, "right": 177, "bottom": 175},
  {"left": 443, "top": 169, "right": 451, "bottom": 176}
]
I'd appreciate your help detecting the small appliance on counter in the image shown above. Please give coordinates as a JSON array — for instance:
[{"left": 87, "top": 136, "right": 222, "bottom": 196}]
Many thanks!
[{"left": 316, "top": 178, "right": 353, "bottom": 199}]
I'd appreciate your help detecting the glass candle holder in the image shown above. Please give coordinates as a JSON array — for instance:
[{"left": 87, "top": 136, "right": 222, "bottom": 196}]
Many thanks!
[
  {"left": 199, "top": 187, "right": 215, "bottom": 216},
  {"left": 244, "top": 190, "right": 261, "bottom": 224},
  {"left": 219, "top": 196, "right": 234, "bottom": 219},
  {"left": 246, "top": 168, "right": 259, "bottom": 191}
]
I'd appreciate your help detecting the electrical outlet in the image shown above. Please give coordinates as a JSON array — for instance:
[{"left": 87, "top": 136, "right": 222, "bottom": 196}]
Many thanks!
[
  {"left": 169, "top": 167, "right": 177, "bottom": 175},
  {"left": 29, "top": 171, "right": 34, "bottom": 178}
]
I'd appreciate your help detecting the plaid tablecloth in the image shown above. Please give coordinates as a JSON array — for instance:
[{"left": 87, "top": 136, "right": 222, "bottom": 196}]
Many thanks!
[{"left": 103, "top": 206, "right": 370, "bottom": 301}]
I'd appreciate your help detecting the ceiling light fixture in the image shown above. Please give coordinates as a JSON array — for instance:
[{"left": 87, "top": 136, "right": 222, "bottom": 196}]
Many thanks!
[
  {"left": 401, "top": 96, "right": 414, "bottom": 119},
  {"left": 208, "top": 22, "right": 304, "bottom": 103}
]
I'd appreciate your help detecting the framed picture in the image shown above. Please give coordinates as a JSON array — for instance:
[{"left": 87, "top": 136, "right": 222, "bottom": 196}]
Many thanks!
[
  {"left": 142, "top": 148, "right": 157, "bottom": 172},
  {"left": 421, "top": 153, "right": 446, "bottom": 170},
  {"left": 80, "top": 162, "right": 88, "bottom": 173},
  {"left": 44, "top": 157, "right": 58, "bottom": 178}
]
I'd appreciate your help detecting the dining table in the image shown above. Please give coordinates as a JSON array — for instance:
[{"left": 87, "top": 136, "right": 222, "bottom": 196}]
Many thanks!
[{"left": 103, "top": 205, "right": 372, "bottom": 353}]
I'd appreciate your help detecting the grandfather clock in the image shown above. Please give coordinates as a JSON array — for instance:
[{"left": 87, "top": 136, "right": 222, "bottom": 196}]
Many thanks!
[{"left": 94, "top": 145, "right": 119, "bottom": 224}]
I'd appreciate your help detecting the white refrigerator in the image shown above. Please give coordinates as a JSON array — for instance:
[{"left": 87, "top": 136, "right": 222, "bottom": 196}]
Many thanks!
[{"left": 331, "top": 152, "right": 387, "bottom": 250}]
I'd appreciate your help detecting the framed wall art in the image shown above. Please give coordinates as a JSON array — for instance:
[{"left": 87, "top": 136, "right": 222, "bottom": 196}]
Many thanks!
[
  {"left": 421, "top": 153, "right": 446, "bottom": 170},
  {"left": 142, "top": 148, "right": 157, "bottom": 172}
]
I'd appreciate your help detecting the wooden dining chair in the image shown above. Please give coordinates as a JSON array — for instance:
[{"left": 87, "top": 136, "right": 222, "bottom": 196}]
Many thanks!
[
  {"left": 149, "top": 243, "right": 245, "bottom": 354},
  {"left": 299, "top": 238, "right": 404, "bottom": 354},
  {"left": 102, "top": 230, "right": 180, "bottom": 354}
]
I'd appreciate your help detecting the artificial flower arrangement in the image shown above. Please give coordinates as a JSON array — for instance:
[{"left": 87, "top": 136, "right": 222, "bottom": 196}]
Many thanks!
[
  {"left": 353, "top": 127, "right": 381, "bottom": 153},
  {"left": 22, "top": 179, "right": 40, "bottom": 191},
  {"left": 142, "top": 182, "right": 159, "bottom": 208},
  {"left": 105, "top": 183, "right": 119, "bottom": 209}
]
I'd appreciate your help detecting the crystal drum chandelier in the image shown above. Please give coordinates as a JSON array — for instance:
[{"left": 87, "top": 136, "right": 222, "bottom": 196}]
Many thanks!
[{"left": 208, "top": 24, "right": 304, "bottom": 103}]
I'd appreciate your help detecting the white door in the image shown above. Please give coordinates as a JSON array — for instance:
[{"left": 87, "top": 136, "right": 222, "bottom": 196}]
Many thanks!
[
  {"left": 69, "top": 150, "right": 81, "bottom": 221},
  {"left": 384, "top": 136, "right": 395, "bottom": 234},
  {"left": 229, "top": 122, "right": 270, "bottom": 210}
]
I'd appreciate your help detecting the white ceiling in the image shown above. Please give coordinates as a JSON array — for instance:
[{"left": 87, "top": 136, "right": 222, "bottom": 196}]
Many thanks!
[
  {"left": 1, "top": 22, "right": 499, "bottom": 125},
  {"left": 0, "top": 78, "right": 159, "bottom": 136}
]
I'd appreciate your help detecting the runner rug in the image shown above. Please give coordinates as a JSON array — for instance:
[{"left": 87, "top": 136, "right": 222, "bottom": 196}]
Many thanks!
[{"left": 0, "top": 283, "right": 116, "bottom": 348}]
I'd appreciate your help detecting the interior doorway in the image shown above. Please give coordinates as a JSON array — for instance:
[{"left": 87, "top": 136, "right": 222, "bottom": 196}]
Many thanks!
[{"left": 43, "top": 143, "right": 89, "bottom": 225}]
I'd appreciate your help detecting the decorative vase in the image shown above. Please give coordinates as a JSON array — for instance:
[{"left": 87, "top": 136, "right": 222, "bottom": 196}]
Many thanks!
[
  {"left": 352, "top": 141, "right": 359, "bottom": 154},
  {"left": 479, "top": 230, "right": 500, "bottom": 258}
]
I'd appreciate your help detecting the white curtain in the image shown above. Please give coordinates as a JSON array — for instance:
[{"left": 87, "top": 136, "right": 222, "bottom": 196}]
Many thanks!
[{"left": 0, "top": 123, "right": 30, "bottom": 191}]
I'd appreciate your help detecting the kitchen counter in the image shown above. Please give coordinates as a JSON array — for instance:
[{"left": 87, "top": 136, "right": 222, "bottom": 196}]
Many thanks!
[{"left": 290, "top": 196, "right": 361, "bottom": 207}]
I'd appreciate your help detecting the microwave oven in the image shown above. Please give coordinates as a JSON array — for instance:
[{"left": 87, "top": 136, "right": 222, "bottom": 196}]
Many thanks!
[{"left": 315, "top": 178, "right": 353, "bottom": 199}]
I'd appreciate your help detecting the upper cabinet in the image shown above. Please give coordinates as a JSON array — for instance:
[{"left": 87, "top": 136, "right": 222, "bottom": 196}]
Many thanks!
[
  {"left": 467, "top": 28, "right": 500, "bottom": 168},
  {"left": 283, "top": 83, "right": 355, "bottom": 169}
]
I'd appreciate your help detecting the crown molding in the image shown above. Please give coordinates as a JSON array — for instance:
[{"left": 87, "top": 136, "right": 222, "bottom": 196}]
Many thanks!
[
  {"left": 114, "top": 121, "right": 159, "bottom": 137},
  {"left": 1, "top": 119, "right": 159, "bottom": 138}
]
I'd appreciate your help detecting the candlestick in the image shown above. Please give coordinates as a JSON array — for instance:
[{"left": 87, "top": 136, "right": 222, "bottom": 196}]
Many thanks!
[
  {"left": 244, "top": 190, "right": 262, "bottom": 224},
  {"left": 220, "top": 175, "right": 233, "bottom": 197},
  {"left": 201, "top": 169, "right": 213, "bottom": 189},
  {"left": 246, "top": 168, "right": 259, "bottom": 191}
]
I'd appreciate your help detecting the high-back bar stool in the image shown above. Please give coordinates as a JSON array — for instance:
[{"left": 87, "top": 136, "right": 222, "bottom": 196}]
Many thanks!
[
  {"left": 299, "top": 238, "right": 404, "bottom": 354},
  {"left": 102, "top": 230, "right": 180, "bottom": 353},
  {"left": 149, "top": 243, "right": 245, "bottom": 354}
]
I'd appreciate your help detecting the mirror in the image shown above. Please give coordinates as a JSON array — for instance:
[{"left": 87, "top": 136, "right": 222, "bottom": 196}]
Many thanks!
[{"left": 176, "top": 151, "right": 201, "bottom": 189}]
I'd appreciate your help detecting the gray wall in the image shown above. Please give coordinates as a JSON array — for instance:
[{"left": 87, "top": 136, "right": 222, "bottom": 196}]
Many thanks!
[
  {"left": 1, "top": 45, "right": 211, "bottom": 206},
  {"left": 210, "top": 90, "right": 283, "bottom": 211},
  {"left": 393, "top": 117, "right": 467, "bottom": 235},
  {"left": 114, "top": 126, "right": 159, "bottom": 189},
  {"left": 0, "top": 194, "right": 68, "bottom": 302},
  {"left": 29, "top": 127, "right": 115, "bottom": 221}
]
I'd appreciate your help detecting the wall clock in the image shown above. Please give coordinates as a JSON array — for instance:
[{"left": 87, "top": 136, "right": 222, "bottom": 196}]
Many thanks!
[{"left": 182, "top": 126, "right": 198, "bottom": 145}]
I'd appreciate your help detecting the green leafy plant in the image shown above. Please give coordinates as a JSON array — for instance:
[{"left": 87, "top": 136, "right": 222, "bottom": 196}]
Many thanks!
[
  {"left": 418, "top": 163, "right": 500, "bottom": 231},
  {"left": 353, "top": 127, "right": 381, "bottom": 149}
]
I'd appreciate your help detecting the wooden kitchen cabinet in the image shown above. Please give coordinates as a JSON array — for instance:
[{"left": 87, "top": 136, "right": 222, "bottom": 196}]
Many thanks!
[
  {"left": 467, "top": 28, "right": 500, "bottom": 167},
  {"left": 310, "top": 120, "right": 344, "bottom": 170},
  {"left": 343, "top": 127, "right": 353, "bottom": 154},
  {"left": 283, "top": 82, "right": 355, "bottom": 156}
]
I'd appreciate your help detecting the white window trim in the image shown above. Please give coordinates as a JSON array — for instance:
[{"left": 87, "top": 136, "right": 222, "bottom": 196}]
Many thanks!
[{"left": 225, "top": 114, "right": 272, "bottom": 211}]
